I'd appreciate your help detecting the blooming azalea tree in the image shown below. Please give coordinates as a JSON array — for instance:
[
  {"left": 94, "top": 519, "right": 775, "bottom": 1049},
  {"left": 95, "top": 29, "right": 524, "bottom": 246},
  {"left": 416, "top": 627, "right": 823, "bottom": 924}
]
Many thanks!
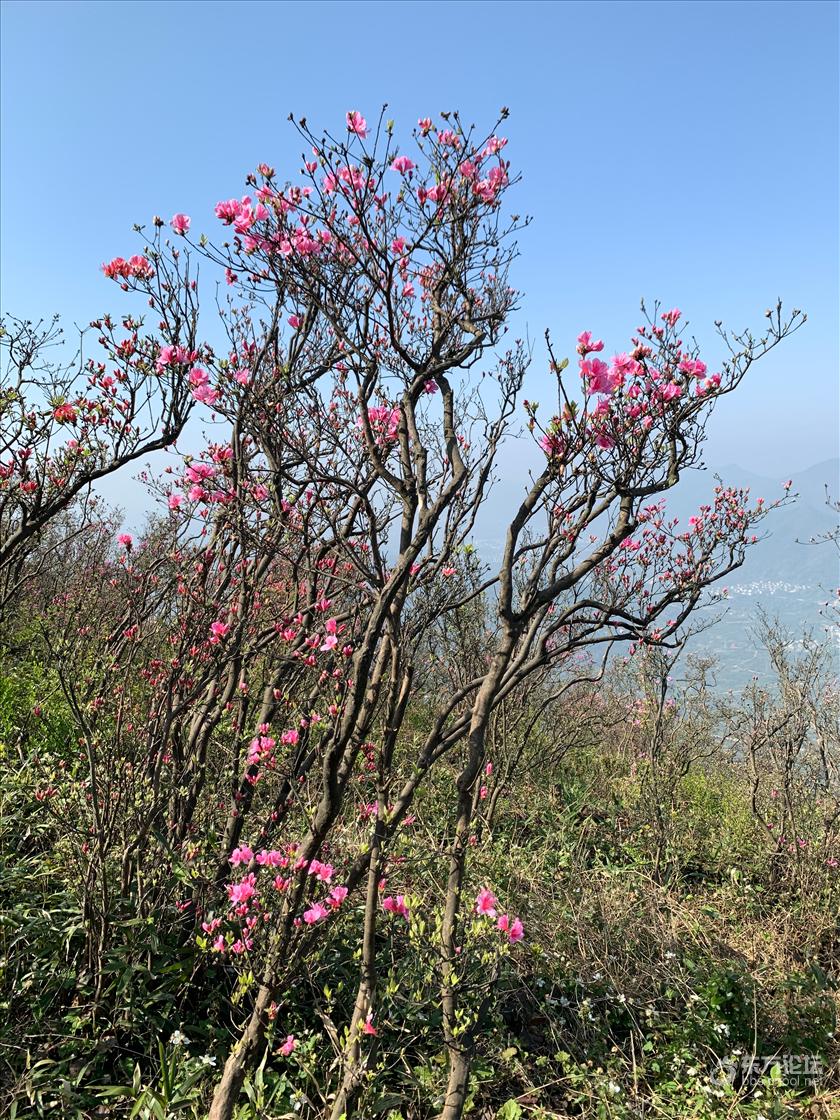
[
  {"left": 0, "top": 266, "right": 200, "bottom": 616},
  {"left": 5, "top": 108, "right": 806, "bottom": 1120}
]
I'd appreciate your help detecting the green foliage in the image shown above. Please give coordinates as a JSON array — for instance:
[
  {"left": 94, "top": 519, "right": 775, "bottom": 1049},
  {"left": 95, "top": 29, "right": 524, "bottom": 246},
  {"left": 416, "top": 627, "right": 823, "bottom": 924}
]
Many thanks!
[{"left": 1, "top": 646, "right": 838, "bottom": 1120}]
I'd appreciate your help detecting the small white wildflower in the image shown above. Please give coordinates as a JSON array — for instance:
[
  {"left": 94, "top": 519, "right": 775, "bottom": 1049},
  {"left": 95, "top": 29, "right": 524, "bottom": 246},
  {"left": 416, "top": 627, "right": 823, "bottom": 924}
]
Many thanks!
[{"left": 169, "top": 1030, "right": 190, "bottom": 1047}]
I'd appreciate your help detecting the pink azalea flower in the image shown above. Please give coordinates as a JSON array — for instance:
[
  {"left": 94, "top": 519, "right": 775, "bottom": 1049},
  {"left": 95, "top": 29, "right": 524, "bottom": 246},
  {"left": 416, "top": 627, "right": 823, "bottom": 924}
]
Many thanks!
[
  {"left": 475, "top": 888, "right": 497, "bottom": 918},
  {"left": 329, "top": 885, "right": 348, "bottom": 907},
  {"left": 210, "top": 620, "right": 230, "bottom": 643},
  {"left": 226, "top": 873, "right": 257, "bottom": 904},
  {"left": 156, "top": 344, "right": 192, "bottom": 371},
  {"left": 496, "top": 913, "right": 524, "bottom": 942},
  {"left": 359, "top": 405, "right": 400, "bottom": 443},
  {"left": 382, "top": 894, "right": 409, "bottom": 920},
  {"left": 185, "top": 461, "right": 214, "bottom": 483},
  {"left": 581, "top": 357, "right": 619, "bottom": 396},
  {"left": 128, "top": 255, "right": 154, "bottom": 279},
  {"left": 484, "top": 135, "right": 507, "bottom": 154},
  {"left": 53, "top": 403, "right": 77, "bottom": 423},
  {"left": 192, "top": 383, "right": 220, "bottom": 406},
  {"left": 507, "top": 917, "right": 524, "bottom": 943},
  {"left": 362, "top": 1013, "right": 377, "bottom": 1036},
  {"left": 117, "top": 533, "right": 133, "bottom": 548},
  {"left": 679, "top": 357, "right": 707, "bottom": 378},
  {"left": 539, "top": 432, "right": 566, "bottom": 458},
  {"left": 171, "top": 213, "right": 190, "bottom": 235},
  {"left": 391, "top": 155, "right": 415, "bottom": 174},
  {"left": 303, "top": 901, "right": 330, "bottom": 924},
  {"left": 279, "top": 1034, "right": 296, "bottom": 1056},
  {"left": 576, "top": 331, "right": 604, "bottom": 356},
  {"left": 102, "top": 257, "right": 130, "bottom": 280},
  {"left": 256, "top": 848, "right": 283, "bottom": 866},
  {"left": 346, "top": 110, "right": 367, "bottom": 138}
]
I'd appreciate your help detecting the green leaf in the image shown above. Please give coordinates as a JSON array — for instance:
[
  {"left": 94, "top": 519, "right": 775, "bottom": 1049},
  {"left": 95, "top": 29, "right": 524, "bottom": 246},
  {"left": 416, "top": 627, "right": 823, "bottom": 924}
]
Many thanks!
[
  {"left": 497, "top": 1101, "right": 523, "bottom": 1120},
  {"left": 369, "top": 1094, "right": 405, "bottom": 1113}
]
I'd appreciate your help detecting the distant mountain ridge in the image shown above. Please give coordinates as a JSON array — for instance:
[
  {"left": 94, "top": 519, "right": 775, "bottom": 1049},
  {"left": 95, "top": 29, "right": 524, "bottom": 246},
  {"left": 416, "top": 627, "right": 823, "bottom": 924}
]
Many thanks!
[
  {"left": 660, "top": 458, "right": 838, "bottom": 589},
  {"left": 671, "top": 459, "right": 839, "bottom": 687},
  {"left": 472, "top": 455, "right": 839, "bottom": 689}
]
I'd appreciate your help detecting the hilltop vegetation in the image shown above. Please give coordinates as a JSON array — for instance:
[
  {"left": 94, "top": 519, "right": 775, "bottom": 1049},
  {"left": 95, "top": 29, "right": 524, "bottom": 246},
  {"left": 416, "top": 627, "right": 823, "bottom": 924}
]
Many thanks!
[{"left": 0, "top": 110, "right": 836, "bottom": 1119}]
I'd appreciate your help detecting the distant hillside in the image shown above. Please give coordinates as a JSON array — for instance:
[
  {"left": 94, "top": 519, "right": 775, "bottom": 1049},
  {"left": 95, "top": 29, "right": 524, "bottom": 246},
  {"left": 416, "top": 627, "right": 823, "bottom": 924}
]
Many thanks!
[
  {"left": 670, "top": 459, "right": 839, "bottom": 688},
  {"left": 472, "top": 455, "right": 839, "bottom": 690}
]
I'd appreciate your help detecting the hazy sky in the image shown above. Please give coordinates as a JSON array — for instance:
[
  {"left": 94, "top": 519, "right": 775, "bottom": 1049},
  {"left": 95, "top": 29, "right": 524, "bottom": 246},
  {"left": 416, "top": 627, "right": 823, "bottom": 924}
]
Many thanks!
[{"left": 2, "top": 0, "right": 838, "bottom": 487}]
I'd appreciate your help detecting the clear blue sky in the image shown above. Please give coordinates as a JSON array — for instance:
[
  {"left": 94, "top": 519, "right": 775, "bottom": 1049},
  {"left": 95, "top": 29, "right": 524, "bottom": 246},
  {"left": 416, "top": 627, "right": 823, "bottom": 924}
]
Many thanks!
[{"left": 2, "top": 0, "right": 838, "bottom": 483}]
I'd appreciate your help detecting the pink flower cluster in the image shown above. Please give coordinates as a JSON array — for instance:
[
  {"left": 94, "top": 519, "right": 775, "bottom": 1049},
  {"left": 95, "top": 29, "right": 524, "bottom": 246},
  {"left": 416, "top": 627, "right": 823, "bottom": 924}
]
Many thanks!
[
  {"left": 303, "top": 884, "right": 348, "bottom": 924},
  {"left": 156, "top": 344, "right": 196, "bottom": 372},
  {"left": 382, "top": 894, "right": 409, "bottom": 920},
  {"left": 102, "top": 255, "right": 154, "bottom": 281},
  {"left": 53, "top": 403, "right": 78, "bottom": 423},
  {"left": 188, "top": 366, "right": 219, "bottom": 407},
  {"left": 214, "top": 195, "right": 269, "bottom": 235},
  {"left": 358, "top": 405, "right": 400, "bottom": 444},
  {"left": 475, "top": 889, "right": 524, "bottom": 944},
  {"left": 209, "top": 620, "right": 230, "bottom": 643},
  {"left": 346, "top": 110, "right": 367, "bottom": 138}
]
